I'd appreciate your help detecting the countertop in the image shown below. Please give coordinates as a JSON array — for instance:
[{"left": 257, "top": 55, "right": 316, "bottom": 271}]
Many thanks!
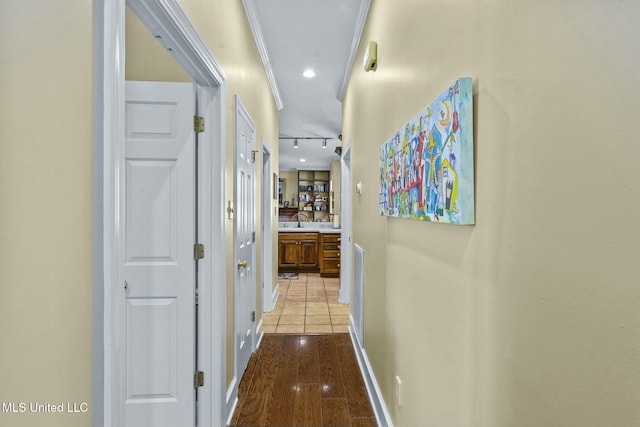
[{"left": 278, "top": 224, "right": 341, "bottom": 234}]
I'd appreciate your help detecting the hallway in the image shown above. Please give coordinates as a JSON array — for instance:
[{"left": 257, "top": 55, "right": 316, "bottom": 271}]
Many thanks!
[
  {"left": 262, "top": 273, "right": 350, "bottom": 334},
  {"left": 229, "top": 334, "right": 377, "bottom": 427}
]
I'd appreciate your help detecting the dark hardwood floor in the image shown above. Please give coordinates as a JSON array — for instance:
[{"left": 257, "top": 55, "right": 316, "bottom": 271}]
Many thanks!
[{"left": 229, "top": 334, "right": 377, "bottom": 427}]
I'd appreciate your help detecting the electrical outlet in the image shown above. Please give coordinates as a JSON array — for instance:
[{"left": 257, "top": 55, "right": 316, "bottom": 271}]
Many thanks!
[{"left": 395, "top": 375, "right": 403, "bottom": 406}]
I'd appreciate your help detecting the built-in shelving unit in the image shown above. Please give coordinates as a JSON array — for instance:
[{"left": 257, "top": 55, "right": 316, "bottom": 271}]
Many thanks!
[{"left": 298, "top": 170, "right": 330, "bottom": 222}]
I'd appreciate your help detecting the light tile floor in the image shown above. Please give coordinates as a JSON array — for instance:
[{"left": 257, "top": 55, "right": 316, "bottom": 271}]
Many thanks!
[{"left": 261, "top": 273, "right": 350, "bottom": 334}]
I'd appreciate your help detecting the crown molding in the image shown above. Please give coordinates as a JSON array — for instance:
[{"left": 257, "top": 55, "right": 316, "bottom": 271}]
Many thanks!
[
  {"left": 242, "top": 0, "right": 284, "bottom": 110},
  {"left": 337, "top": 0, "right": 371, "bottom": 102}
]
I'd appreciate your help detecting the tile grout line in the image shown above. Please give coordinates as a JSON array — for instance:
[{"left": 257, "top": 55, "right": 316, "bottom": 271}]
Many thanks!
[
  {"left": 269, "top": 273, "right": 348, "bottom": 334},
  {"left": 325, "top": 277, "right": 334, "bottom": 333},
  {"left": 303, "top": 275, "right": 307, "bottom": 332}
]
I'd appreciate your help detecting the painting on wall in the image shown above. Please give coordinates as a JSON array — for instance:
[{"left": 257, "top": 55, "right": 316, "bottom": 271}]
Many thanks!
[{"left": 378, "top": 78, "right": 475, "bottom": 225}]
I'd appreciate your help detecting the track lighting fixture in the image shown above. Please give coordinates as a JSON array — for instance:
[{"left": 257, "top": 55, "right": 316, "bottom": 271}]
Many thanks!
[{"left": 280, "top": 136, "right": 334, "bottom": 149}]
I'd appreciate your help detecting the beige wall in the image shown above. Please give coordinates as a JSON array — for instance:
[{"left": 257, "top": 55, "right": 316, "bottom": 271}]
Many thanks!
[
  {"left": 0, "top": 1, "right": 93, "bottom": 426},
  {"left": 342, "top": 1, "right": 640, "bottom": 426},
  {"left": 125, "top": 9, "right": 191, "bottom": 82},
  {"left": 126, "top": 2, "right": 279, "bottom": 389}
]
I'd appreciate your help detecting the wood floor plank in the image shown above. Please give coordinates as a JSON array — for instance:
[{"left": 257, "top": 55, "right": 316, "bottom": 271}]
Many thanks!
[
  {"left": 333, "top": 333, "right": 352, "bottom": 347},
  {"left": 238, "top": 351, "right": 259, "bottom": 399},
  {"left": 232, "top": 350, "right": 261, "bottom": 426},
  {"left": 336, "top": 342, "right": 375, "bottom": 418},
  {"left": 279, "top": 334, "right": 301, "bottom": 371},
  {"left": 250, "top": 335, "right": 283, "bottom": 394},
  {"left": 350, "top": 417, "right": 378, "bottom": 427},
  {"left": 321, "top": 398, "right": 351, "bottom": 427},
  {"left": 265, "top": 368, "right": 297, "bottom": 427},
  {"left": 318, "top": 335, "right": 346, "bottom": 398},
  {"left": 298, "top": 335, "right": 319, "bottom": 383},
  {"left": 233, "top": 392, "right": 271, "bottom": 427},
  {"left": 293, "top": 383, "right": 321, "bottom": 427},
  {"left": 330, "top": 332, "right": 348, "bottom": 343}
]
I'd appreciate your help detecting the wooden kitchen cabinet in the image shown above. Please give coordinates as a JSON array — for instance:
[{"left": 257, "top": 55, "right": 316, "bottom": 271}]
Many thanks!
[
  {"left": 320, "top": 233, "right": 341, "bottom": 277},
  {"left": 278, "top": 232, "right": 319, "bottom": 272}
]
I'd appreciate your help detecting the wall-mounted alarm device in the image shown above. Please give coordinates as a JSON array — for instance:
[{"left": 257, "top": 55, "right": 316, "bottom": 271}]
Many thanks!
[{"left": 363, "top": 41, "right": 377, "bottom": 72}]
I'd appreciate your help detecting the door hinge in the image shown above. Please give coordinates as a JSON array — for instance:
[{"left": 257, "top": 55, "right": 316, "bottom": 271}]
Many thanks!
[
  {"left": 194, "top": 116, "right": 205, "bottom": 133},
  {"left": 251, "top": 150, "right": 258, "bottom": 163},
  {"left": 251, "top": 311, "right": 256, "bottom": 322},
  {"left": 194, "top": 243, "right": 205, "bottom": 260},
  {"left": 252, "top": 231, "right": 256, "bottom": 242},
  {"left": 194, "top": 371, "right": 204, "bottom": 388}
]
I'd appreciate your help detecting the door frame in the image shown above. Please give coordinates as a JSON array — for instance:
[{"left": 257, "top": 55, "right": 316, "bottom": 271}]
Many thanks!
[
  {"left": 261, "top": 140, "right": 276, "bottom": 314},
  {"left": 340, "top": 141, "right": 353, "bottom": 305},
  {"left": 93, "top": 1, "right": 227, "bottom": 426}
]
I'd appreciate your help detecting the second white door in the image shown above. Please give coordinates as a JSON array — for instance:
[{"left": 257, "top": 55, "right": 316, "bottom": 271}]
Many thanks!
[{"left": 234, "top": 95, "right": 257, "bottom": 377}]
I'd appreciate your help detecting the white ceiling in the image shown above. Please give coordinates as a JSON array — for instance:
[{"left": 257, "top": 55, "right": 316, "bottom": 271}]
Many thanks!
[{"left": 248, "top": 0, "right": 369, "bottom": 171}]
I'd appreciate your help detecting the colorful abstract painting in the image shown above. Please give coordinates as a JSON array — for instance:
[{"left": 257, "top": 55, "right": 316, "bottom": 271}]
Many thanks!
[{"left": 379, "top": 78, "right": 474, "bottom": 224}]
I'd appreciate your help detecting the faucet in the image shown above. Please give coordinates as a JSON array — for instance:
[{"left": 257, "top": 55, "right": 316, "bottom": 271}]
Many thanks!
[{"left": 290, "top": 212, "right": 309, "bottom": 227}]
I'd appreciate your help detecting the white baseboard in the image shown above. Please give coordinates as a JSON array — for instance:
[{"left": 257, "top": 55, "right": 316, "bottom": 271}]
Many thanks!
[
  {"left": 269, "top": 284, "right": 279, "bottom": 312},
  {"left": 225, "top": 375, "right": 238, "bottom": 426},
  {"left": 256, "top": 319, "right": 264, "bottom": 347},
  {"left": 349, "top": 322, "right": 394, "bottom": 427}
]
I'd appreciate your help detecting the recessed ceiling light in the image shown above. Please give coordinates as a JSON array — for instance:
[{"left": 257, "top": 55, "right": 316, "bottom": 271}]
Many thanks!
[
  {"left": 303, "top": 69, "right": 316, "bottom": 78},
  {"left": 300, "top": 158, "right": 306, "bottom": 162}
]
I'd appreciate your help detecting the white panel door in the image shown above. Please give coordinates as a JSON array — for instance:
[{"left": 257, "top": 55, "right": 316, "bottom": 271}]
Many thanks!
[
  {"left": 123, "top": 81, "right": 196, "bottom": 427},
  {"left": 234, "top": 96, "right": 257, "bottom": 376}
]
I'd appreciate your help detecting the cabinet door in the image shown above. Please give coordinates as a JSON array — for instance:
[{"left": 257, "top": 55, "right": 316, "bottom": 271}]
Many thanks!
[
  {"left": 299, "top": 239, "right": 318, "bottom": 268},
  {"left": 322, "top": 258, "right": 340, "bottom": 274},
  {"left": 279, "top": 240, "right": 299, "bottom": 267}
]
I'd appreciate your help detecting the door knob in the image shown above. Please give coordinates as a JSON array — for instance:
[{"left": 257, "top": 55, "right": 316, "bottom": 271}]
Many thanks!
[{"left": 237, "top": 260, "right": 248, "bottom": 268}]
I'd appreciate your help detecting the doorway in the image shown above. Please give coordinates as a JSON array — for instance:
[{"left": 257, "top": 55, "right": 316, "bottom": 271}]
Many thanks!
[
  {"left": 268, "top": 156, "right": 351, "bottom": 334},
  {"left": 95, "top": 1, "right": 227, "bottom": 426},
  {"left": 340, "top": 142, "right": 353, "bottom": 305},
  {"left": 261, "top": 142, "right": 275, "bottom": 314}
]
